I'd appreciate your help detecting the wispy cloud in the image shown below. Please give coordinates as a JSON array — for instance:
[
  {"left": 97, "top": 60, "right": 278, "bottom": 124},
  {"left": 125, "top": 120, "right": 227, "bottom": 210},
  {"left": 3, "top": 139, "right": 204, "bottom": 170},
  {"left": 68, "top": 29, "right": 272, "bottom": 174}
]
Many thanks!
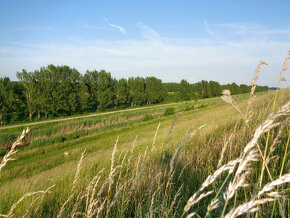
[
  {"left": 219, "top": 23, "right": 290, "bottom": 36},
  {"left": 204, "top": 21, "right": 290, "bottom": 41},
  {"left": 203, "top": 20, "right": 216, "bottom": 38},
  {"left": 1, "top": 23, "right": 289, "bottom": 87},
  {"left": 78, "top": 21, "right": 105, "bottom": 30},
  {"left": 103, "top": 18, "right": 126, "bottom": 35},
  {"left": 18, "top": 25, "right": 52, "bottom": 31},
  {"left": 137, "top": 22, "right": 160, "bottom": 40}
]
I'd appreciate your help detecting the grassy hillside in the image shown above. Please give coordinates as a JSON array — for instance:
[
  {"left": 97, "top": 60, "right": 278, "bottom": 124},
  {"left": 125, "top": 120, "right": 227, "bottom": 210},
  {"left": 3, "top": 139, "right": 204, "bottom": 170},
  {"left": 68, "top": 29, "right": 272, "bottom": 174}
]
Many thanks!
[{"left": 0, "top": 88, "right": 289, "bottom": 217}]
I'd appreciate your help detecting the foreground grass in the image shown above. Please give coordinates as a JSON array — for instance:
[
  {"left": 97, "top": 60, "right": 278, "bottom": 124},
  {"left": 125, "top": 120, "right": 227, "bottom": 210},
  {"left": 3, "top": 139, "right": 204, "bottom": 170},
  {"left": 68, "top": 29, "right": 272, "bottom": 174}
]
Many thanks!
[{"left": 0, "top": 89, "right": 289, "bottom": 217}]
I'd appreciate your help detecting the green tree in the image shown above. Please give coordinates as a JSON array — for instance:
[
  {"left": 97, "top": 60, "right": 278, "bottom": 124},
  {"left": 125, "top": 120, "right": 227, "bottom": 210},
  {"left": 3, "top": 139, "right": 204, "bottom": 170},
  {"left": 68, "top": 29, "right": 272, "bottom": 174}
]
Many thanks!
[
  {"left": 114, "top": 78, "right": 129, "bottom": 108},
  {"left": 97, "top": 70, "right": 115, "bottom": 110},
  {"left": 208, "top": 80, "right": 221, "bottom": 97},
  {"left": 179, "top": 79, "right": 191, "bottom": 100},
  {"left": 240, "top": 84, "right": 250, "bottom": 93},
  {"left": 145, "top": 77, "right": 167, "bottom": 104},
  {"left": 128, "top": 77, "right": 146, "bottom": 106},
  {"left": 83, "top": 70, "right": 99, "bottom": 111},
  {"left": 0, "top": 78, "right": 13, "bottom": 124},
  {"left": 17, "top": 70, "right": 38, "bottom": 120}
]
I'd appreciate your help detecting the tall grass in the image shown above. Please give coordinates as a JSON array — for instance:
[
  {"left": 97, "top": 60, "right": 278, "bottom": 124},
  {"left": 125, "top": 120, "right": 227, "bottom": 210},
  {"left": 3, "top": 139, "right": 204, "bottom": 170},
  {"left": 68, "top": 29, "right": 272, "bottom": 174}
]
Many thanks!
[{"left": 0, "top": 54, "right": 289, "bottom": 217}]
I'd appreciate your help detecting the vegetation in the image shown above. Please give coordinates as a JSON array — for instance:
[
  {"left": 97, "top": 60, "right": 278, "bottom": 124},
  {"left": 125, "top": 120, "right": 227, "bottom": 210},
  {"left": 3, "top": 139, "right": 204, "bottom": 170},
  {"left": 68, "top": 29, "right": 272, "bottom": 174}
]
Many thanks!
[
  {"left": 164, "top": 80, "right": 268, "bottom": 101},
  {"left": 0, "top": 65, "right": 268, "bottom": 125},
  {"left": 0, "top": 52, "right": 288, "bottom": 217},
  {"left": 0, "top": 95, "right": 228, "bottom": 150},
  {"left": 164, "top": 107, "right": 175, "bottom": 116},
  {"left": 0, "top": 87, "right": 288, "bottom": 217}
]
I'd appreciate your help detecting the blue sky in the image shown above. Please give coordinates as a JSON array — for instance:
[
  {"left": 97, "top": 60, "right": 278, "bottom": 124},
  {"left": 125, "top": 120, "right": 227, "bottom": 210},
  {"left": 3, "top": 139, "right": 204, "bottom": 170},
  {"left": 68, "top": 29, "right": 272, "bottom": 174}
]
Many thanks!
[{"left": 0, "top": 0, "right": 289, "bottom": 87}]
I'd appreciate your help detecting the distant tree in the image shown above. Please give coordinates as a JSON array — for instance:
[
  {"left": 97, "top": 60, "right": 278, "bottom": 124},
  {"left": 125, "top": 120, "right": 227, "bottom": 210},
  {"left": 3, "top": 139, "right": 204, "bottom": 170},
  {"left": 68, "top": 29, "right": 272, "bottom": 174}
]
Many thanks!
[
  {"left": 114, "top": 78, "right": 129, "bottom": 108},
  {"left": 229, "top": 82, "right": 241, "bottom": 95},
  {"left": 163, "top": 83, "right": 180, "bottom": 92},
  {"left": 97, "top": 70, "right": 115, "bottom": 110},
  {"left": 145, "top": 77, "right": 167, "bottom": 104},
  {"left": 17, "top": 70, "right": 38, "bottom": 120},
  {"left": 0, "top": 78, "right": 13, "bottom": 124},
  {"left": 0, "top": 78, "right": 27, "bottom": 124},
  {"left": 83, "top": 70, "right": 99, "bottom": 111},
  {"left": 240, "top": 84, "right": 250, "bottom": 93},
  {"left": 179, "top": 79, "right": 192, "bottom": 100},
  {"left": 208, "top": 80, "right": 221, "bottom": 97},
  {"left": 128, "top": 77, "right": 146, "bottom": 106},
  {"left": 10, "top": 81, "right": 27, "bottom": 122}
]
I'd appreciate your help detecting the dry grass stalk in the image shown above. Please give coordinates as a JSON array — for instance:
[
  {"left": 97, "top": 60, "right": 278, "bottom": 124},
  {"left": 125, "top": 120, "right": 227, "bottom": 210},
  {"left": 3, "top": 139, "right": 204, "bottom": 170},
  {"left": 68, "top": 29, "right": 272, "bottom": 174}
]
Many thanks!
[
  {"left": 190, "top": 124, "right": 207, "bottom": 138},
  {"left": 164, "top": 112, "right": 182, "bottom": 147},
  {"left": 258, "top": 173, "right": 290, "bottom": 196},
  {"left": 218, "top": 133, "right": 234, "bottom": 168},
  {"left": 168, "top": 185, "right": 184, "bottom": 214},
  {"left": 151, "top": 122, "right": 160, "bottom": 151},
  {"left": 57, "top": 194, "right": 74, "bottom": 218},
  {"left": 185, "top": 101, "right": 290, "bottom": 216},
  {"left": 245, "top": 61, "right": 268, "bottom": 123},
  {"left": 221, "top": 90, "right": 245, "bottom": 123},
  {"left": 0, "top": 128, "right": 30, "bottom": 172},
  {"left": 165, "top": 125, "right": 206, "bottom": 212},
  {"left": 266, "top": 117, "right": 290, "bottom": 163},
  {"left": 131, "top": 135, "right": 138, "bottom": 153},
  {"left": 206, "top": 198, "right": 220, "bottom": 216},
  {"left": 5, "top": 185, "right": 54, "bottom": 217},
  {"left": 224, "top": 198, "right": 275, "bottom": 218},
  {"left": 272, "top": 50, "right": 290, "bottom": 110},
  {"left": 21, "top": 195, "right": 42, "bottom": 218},
  {"left": 184, "top": 158, "right": 241, "bottom": 213},
  {"left": 85, "top": 170, "right": 104, "bottom": 216},
  {"left": 71, "top": 193, "right": 83, "bottom": 218},
  {"left": 243, "top": 101, "right": 290, "bottom": 154},
  {"left": 186, "top": 211, "right": 201, "bottom": 218},
  {"left": 71, "top": 149, "right": 86, "bottom": 192},
  {"left": 222, "top": 102, "right": 289, "bottom": 215}
]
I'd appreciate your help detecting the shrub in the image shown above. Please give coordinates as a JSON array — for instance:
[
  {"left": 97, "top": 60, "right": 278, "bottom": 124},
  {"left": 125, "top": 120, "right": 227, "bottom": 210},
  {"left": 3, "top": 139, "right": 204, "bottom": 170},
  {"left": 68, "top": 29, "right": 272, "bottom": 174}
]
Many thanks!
[
  {"left": 164, "top": 107, "right": 175, "bottom": 116},
  {"left": 30, "top": 137, "right": 52, "bottom": 148},
  {"left": 53, "top": 135, "right": 67, "bottom": 143},
  {"left": 142, "top": 114, "right": 154, "bottom": 121},
  {"left": 184, "top": 104, "right": 195, "bottom": 111},
  {"left": 197, "top": 104, "right": 207, "bottom": 109}
]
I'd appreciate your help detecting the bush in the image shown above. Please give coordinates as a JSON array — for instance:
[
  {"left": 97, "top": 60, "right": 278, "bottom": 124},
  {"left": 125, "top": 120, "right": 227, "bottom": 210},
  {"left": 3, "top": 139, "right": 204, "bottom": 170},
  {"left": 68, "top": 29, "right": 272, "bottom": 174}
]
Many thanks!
[
  {"left": 184, "top": 104, "right": 195, "bottom": 111},
  {"left": 142, "top": 114, "right": 154, "bottom": 121},
  {"left": 53, "top": 135, "right": 67, "bottom": 143},
  {"left": 30, "top": 137, "right": 52, "bottom": 148},
  {"left": 164, "top": 107, "right": 175, "bottom": 116},
  {"left": 0, "top": 133, "right": 18, "bottom": 147},
  {"left": 197, "top": 104, "right": 207, "bottom": 109}
]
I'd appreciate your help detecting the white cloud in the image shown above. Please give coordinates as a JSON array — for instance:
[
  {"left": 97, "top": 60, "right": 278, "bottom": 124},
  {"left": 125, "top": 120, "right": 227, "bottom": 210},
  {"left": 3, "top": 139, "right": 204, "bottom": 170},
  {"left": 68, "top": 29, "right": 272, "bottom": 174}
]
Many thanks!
[
  {"left": 17, "top": 25, "right": 52, "bottom": 31},
  {"left": 203, "top": 20, "right": 216, "bottom": 38},
  {"left": 103, "top": 18, "right": 126, "bottom": 35},
  {"left": 0, "top": 23, "right": 289, "bottom": 88},
  {"left": 137, "top": 22, "right": 160, "bottom": 40},
  {"left": 78, "top": 21, "right": 105, "bottom": 30}
]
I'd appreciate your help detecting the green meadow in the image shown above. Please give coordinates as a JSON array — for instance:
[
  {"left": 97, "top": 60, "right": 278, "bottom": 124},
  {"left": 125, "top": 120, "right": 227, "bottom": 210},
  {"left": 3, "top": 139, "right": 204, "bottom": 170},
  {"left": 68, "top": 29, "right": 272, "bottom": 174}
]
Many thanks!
[{"left": 0, "top": 89, "right": 289, "bottom": 217}]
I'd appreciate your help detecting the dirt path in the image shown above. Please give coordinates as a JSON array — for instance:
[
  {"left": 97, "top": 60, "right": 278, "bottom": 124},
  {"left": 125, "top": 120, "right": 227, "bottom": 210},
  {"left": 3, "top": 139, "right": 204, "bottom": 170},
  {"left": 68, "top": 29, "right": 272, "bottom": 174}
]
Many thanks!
[{"left": 0, "top": 101, "right": 192, "bottom": 130}]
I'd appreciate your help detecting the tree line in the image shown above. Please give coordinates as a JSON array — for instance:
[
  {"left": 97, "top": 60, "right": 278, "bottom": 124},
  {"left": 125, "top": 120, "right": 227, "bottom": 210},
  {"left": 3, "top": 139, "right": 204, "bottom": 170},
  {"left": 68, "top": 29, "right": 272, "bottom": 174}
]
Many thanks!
[
  {"left": 0, "top": 65, "right": 167, "bottom": 124},
  {"left": 164, "top": 80, "right": 268, "bottom": 101},
  {"left": 0, "top": 65, "right": 268, "bottom": 124}
]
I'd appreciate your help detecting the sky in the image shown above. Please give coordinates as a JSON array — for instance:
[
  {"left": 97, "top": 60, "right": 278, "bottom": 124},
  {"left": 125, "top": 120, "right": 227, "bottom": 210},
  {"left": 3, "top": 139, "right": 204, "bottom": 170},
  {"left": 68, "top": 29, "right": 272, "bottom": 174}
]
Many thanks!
[{"left": 0, "top": 0, "right": 289, "bottom": 87}]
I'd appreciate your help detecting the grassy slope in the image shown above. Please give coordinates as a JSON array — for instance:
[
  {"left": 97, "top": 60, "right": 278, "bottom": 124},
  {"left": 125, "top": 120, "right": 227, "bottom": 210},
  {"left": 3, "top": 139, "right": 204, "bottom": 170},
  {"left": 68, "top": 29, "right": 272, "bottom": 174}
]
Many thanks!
[
  {"left": 0, "top": 96, "right": 224, "bottom": 148},
  {"left": 0, "top": 90, "right": 288, "bottom": 216}
]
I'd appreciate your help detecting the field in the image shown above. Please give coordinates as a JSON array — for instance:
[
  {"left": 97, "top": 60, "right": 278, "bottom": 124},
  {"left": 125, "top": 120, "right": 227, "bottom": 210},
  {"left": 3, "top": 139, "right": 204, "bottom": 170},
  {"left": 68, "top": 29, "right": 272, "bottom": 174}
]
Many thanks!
[{"left": 0, "top": 89, "right": 289, "bottom": 217}]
